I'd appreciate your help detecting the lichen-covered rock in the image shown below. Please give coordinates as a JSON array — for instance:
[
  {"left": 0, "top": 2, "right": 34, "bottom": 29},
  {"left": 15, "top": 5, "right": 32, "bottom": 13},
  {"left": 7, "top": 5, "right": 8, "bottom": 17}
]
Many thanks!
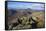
[
  {"left": 31, "top": 16, "right": 44, "bottom": 28},
  {"left": 18, "top": 16, "right": 29, "bottom": 25},
  {"left": 8, "top": 15, "right": 44, "bottom": 30},
  {"left": 22, "top": 25, "right": 32, "bottom": 29},
  {"left": 31, "top": 16, "right": 38, "bottom": 22},
  {"left": 37, "top": 21, "right": 44, "bottom": 28},
  {"left": 12, "top": 24, "right": 23, "bottom": 30}
]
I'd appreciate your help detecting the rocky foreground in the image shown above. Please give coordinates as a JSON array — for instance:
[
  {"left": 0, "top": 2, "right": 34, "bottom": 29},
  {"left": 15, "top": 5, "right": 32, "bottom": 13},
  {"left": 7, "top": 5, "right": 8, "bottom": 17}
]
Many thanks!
[{"left": 6, "top": 9, "right": 45, "bottom": 30}]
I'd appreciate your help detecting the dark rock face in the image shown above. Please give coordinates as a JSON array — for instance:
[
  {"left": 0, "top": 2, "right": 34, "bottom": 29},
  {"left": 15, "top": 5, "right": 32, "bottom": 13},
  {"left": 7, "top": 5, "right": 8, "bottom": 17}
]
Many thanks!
[{"left": 8, "top": 9, "right": 17, "bottom": 16}]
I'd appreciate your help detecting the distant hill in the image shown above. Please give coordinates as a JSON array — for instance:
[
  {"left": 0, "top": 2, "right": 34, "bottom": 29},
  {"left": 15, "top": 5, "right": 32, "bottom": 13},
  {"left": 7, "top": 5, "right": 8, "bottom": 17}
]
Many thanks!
[{"left": 7, "top": 8, "right": 44, "bottom": 17}]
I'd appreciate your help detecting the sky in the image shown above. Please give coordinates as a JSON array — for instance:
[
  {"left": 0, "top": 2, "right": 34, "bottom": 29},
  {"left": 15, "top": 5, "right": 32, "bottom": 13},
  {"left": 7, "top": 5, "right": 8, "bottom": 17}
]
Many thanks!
[{"left": 7, "top": 2, "right": 45, "bottom": 10}]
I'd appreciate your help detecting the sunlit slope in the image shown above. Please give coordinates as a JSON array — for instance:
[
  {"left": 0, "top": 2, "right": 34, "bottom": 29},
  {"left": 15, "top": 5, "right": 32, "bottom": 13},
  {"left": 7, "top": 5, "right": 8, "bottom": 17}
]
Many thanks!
[
  {"left": 31, "top": 11, "right": 44, "bottom": 20},
  {"left": 31, "top": 11, "right": 45, "bottom": 28}
]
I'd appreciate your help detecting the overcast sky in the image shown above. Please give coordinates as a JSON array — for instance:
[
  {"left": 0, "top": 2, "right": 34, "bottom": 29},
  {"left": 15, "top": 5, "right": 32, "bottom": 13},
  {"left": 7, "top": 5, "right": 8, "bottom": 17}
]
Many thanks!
[{"left": 7, "top": 2, "right": 44, "bottom": 10}]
